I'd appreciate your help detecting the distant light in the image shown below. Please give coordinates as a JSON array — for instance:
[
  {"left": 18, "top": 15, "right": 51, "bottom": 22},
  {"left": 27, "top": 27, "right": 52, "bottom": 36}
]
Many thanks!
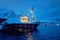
[
  {"left": 30, "top": 10, "right": 34, "bottom": 13},
  {"left": 30, "top": 7, "right": 34, "bottom": 13},
  {"left": 56, "top": 24, "right": 60, "bottom": 26}
]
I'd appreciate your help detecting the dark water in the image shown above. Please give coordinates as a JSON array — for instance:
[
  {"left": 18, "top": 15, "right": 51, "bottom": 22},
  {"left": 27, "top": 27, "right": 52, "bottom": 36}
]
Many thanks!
[{"left": 0, "top": 25, "right": 60, "bottom": 40}]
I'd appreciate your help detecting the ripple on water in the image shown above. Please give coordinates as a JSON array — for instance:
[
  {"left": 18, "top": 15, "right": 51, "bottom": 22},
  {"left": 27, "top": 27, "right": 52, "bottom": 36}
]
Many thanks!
[{"left": 0, "top": 25, "right": 60, "bottom": 40}]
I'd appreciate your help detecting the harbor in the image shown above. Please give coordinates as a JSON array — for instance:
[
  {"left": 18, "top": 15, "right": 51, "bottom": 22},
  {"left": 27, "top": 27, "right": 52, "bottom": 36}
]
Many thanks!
[
  {"left": 0, "top": 24, "right": 60, "bottom": 40},
  {"left": 0, "top": 0, "right": 60, "bottom": 40},
  {"left": 0, "top": 7, "right": 60, "bottom": 40}
]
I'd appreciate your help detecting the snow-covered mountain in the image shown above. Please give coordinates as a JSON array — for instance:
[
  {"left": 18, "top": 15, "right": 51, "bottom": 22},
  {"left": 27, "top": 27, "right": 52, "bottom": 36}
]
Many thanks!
[{"left": 0, "top": 8, "right": 20, "bottom": 23}]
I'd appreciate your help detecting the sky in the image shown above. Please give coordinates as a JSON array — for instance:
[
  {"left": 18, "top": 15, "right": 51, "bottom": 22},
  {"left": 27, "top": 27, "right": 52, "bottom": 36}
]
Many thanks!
[{"left": 0, "top": 0, "right": 60, "bottom": 22}]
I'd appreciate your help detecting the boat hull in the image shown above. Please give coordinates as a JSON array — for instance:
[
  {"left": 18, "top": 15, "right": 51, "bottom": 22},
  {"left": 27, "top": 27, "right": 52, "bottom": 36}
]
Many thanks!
[{"left": 2, "top": 23, "right": 40, "bottom": 33}]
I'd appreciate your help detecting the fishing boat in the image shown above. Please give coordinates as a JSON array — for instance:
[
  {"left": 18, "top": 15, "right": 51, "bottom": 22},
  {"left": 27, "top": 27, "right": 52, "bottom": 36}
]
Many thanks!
[{"left": 2, "top": 7, "right": 40, "bottom": 32}]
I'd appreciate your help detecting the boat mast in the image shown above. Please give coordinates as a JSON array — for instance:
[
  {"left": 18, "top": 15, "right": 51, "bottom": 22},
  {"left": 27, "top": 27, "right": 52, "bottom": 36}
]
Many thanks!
[{"left": 30, "top": 7, "right": 35, "bottom": 22}]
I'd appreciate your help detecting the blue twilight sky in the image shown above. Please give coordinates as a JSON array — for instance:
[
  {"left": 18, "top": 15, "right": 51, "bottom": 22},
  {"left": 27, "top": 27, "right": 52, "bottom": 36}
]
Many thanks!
[{"left": 0, "top": 0, "right": 60, "bottom": 22}]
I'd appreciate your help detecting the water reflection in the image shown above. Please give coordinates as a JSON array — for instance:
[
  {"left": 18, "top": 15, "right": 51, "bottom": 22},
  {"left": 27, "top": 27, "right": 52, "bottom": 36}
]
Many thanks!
[
  {"left": 0, "top": 29, "right": 39, "bottom": 40},
  {"left": 0, "top": 25, "right": 60, "bottom": 40},
  {"left": 25, "top": 32, "right": 33, "bottom": 40},
  {"left": 25, "top": 30, "right": 41, "bottom": 40}
]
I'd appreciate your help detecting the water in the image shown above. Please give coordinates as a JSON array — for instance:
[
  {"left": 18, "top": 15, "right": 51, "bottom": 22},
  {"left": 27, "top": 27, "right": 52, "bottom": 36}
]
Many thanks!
[{"left": 0, "top": 25, "right": 60, "bottom": 40}]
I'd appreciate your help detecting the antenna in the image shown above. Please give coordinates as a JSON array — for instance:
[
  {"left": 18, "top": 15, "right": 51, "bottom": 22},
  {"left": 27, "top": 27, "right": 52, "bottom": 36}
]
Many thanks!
[{"left": 30, "top": 7, "right": 35, "bottom": 22}]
